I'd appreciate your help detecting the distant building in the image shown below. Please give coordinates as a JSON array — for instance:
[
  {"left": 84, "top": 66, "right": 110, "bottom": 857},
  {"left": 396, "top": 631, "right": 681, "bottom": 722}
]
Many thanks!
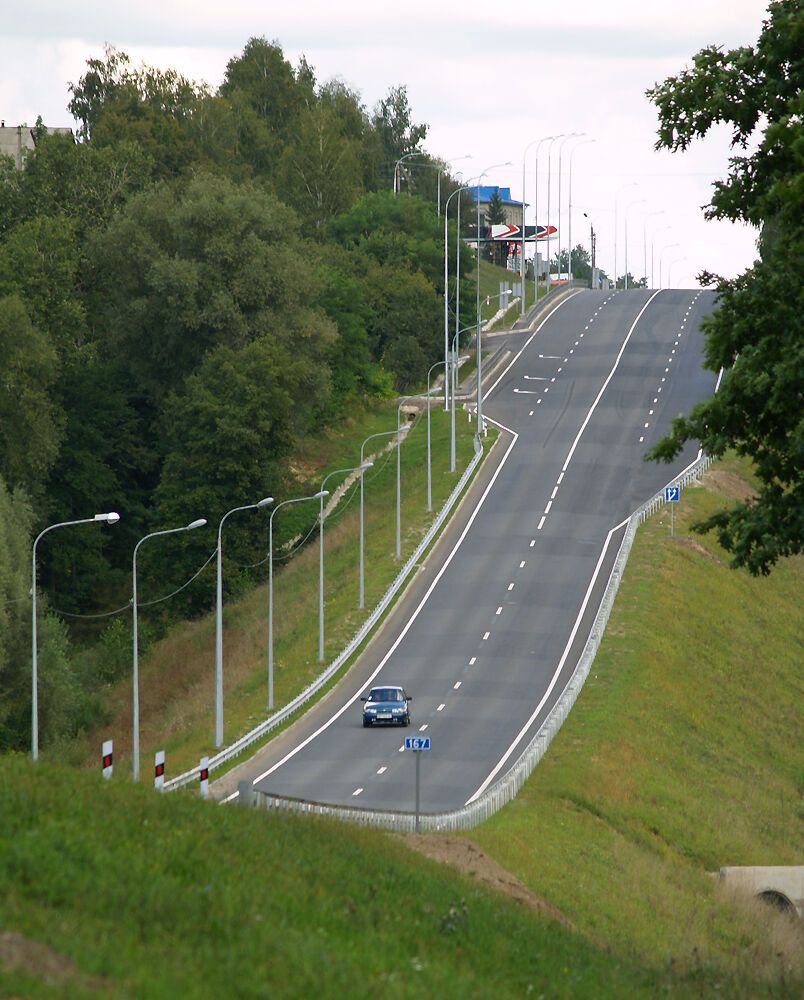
[
  {"left": 469, "top": 185, "right": 527, "bottom": 227},
  {"left": 0, "top": 122, "right": 73, "bottom": 169}
]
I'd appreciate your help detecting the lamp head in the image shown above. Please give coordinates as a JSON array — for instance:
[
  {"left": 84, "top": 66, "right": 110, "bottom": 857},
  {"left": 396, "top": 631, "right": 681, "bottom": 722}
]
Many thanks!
[
  {"left": 257, "top": 496, "right": 274, "bottom": 508},
  {"left": 96, "top": 511, "right": 121, "bottom": 523},
  {"left": 360, "top": 462, "right": 374, "bottom": 471},
  {"left": 187, "top": 518, "right": 207, "bottom": 530},
  {"left": 315, "top": 490, "right": 330, "bottom": 500}
]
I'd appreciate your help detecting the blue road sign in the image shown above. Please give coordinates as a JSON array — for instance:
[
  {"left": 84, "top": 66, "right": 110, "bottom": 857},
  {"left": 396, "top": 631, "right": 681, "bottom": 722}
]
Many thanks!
[
  {"left": 405, "top": 736, "right": 431, "bottom": 751},
  {"left": 664, "top": 486, "right": 680, "bottom": 502}
]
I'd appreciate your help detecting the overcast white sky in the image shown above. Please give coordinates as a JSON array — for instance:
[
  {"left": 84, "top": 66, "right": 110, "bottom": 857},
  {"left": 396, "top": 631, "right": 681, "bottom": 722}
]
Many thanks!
[{"left": 1, "top": 0, "right": 768, "bottom": 287}]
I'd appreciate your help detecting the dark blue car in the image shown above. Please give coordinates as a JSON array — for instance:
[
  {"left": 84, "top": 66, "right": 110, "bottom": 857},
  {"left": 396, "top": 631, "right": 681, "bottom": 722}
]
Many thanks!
[{"left": 361, "top": 685, "right": 412, "bottom": 728}]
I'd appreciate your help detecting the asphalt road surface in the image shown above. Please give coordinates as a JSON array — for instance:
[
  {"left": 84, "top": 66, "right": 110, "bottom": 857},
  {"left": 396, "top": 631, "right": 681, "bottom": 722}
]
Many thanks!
[{"left": 220, "top": 288, "right": 718, "bottom": 813}]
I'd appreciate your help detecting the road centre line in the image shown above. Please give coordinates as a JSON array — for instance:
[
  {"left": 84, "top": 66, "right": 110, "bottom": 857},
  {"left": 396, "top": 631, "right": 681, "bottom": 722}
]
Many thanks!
[
  {"left": 454, "top": 681, "right": 462, "bottom": 689},
  {"left": 469, "top": 657, "right": 476, "bottom": 665},
  {"left": 537, "top": 515, "right": 546, "bottom": 530},
  {"left": 496, "top": 606, "right": 503, "bottom": 615},
  {"left": 437, "top": 703, "right": 445, "bottom": 711},
  {"left": 483, "top": 631, "right": 491, "bottom": 640},
  {"left": 247, "top": 417, "right": 521, "bottom": 788},
  {"left": 377, "top": 766, "right": 387, "bottom": 775},
  {"left": 556, "top": 289, "right": 662, "bottom": 477},
  {"left": 353, "top": 787, "right": 363, "bottom": 796},
  {"left": 420, "top": 724, "right": 428, "bottom": 730},
  {"left": 519, "top": 561, "right": 526, "bottom": 568},
  {"left": 466, "top": 520, "right": 624, "bottom": 804}
]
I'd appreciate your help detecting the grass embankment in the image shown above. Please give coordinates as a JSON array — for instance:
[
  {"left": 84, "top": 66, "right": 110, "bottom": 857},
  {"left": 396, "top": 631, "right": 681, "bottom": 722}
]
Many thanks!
[
  {"left": 477, "top": 258, "right": 545, "bottom": 329},
  {"left": 64, "top": 398, "right": 488, "bottom": 779},
  {"left": 0, "top": 759, "right": 665, "bottom": 1000},
  {"left": 469, "top": 456, "right": 803, "bottom": 992}
]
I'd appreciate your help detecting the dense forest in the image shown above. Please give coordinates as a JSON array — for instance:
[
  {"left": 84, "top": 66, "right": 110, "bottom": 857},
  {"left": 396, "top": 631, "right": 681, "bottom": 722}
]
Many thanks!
[{"left": 0, "top": 39, "right": 477, "bottom": 751}]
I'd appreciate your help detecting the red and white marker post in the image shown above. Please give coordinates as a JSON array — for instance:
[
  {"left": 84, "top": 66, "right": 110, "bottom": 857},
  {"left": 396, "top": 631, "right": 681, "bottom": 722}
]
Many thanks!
[
  {"left": 154, "top": 750, "right": 165, "bottom": 790},
  {"left": 199, "top": 756, "right": 209, "bottom": 798},
  {"left": 102, "top": 739, "right": 113, "bottom": 779}
]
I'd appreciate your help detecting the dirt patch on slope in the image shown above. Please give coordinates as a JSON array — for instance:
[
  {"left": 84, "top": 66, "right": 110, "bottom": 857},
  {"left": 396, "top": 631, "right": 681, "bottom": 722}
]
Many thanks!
[
  {"left": 703, "top": 468, "right": 758, "bottom": 503},
  {"left": 673, "top": 535, "right": 723, "bottom": 563},
  {"left": 396, "top": 834, "right": 573, "bottom": 928},
  {"left": 0, "top": 929, "right": 111, "bottom": 993}
]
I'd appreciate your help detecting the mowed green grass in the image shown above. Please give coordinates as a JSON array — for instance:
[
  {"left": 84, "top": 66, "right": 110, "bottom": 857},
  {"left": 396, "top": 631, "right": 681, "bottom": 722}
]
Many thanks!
[
  {"left": 470, "top": 457, "right": 803, "bottom": 992},
  {"left": 2, "top": 759, "right": 661, "bottom": 1000}
]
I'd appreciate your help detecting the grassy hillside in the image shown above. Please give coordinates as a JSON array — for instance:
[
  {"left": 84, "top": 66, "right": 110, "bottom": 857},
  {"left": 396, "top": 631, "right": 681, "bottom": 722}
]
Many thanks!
[
  {"left": 2, "top": 759, "right": 669, "bottom": 999},
  {"left": 477, "top": 258, "right": 541, "bottom": 327},
  {"left": 469, "top": 457, "right": 803, "bottom": 992}
]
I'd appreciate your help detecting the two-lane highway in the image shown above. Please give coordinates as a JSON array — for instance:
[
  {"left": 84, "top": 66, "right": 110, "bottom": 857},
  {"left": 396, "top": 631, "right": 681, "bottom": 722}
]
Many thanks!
[{"left": 221, "top": 288, "right": 717, "bottom": 812}]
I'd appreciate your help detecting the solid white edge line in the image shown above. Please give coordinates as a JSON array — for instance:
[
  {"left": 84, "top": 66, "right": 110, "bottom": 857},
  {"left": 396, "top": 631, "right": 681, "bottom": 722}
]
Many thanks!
[
  {"left": 249, "top": 420, "right": 521, "bottom": 786},
  {"left": 466, "top": 523, "right": 620, "bottom": 803},
  {"left": 559, "top": 290, "right": 662, "bottom": 475}
]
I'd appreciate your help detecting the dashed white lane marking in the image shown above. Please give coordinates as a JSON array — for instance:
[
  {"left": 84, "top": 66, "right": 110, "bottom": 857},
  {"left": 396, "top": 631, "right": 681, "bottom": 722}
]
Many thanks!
[
  {"left": 544, "top": 387, "right": 549, "bottom": 392},
  {"left": 437, "top": 703, "right": 445, "bottom": 712},
  {"left": 419, "top": 724, "right": 428, "bottom": 731},
  {"left": 519, "top": 560, "right": 526, "bottom": 568},
  {"left": 544, "top": 500, "right": 553, "bottom": 514},
  {"left": 644, "top": 422, "right": 650, "bottom": 428},
  {"left": 529, "top": 410, "right": 534, "bottom": 416},
  {"left": 530, "top": 539, "right": 535, "bottom": 546},
  {"left": 557, "top": 472, "right": 564, "bottom": 484},
  {"left": 563, "top": 357, "right": 568, "bottom": 362},
  {"left": 639, "top": 436, "right": 644, "bottom": 443},
  {"left": 557, "top": 367, "right": 563, "bottom": 372},
  {"left": 353, "top": 787, "right": 363, "bottom": 796},
  {"left": 649, "top": 409, "right": 654, "bottom": 415},
  {"left": 574, "top": 340, "right": 579, "bottom": 345},
  {"left": 537, "top": 399, "right": 542, "bottom": 405},
  {"left": 537, "top": 515, "right": 546, "bottom": 530},
  {"left": 508, "top": 582, "right": 515, "bottom": 591},
  {"left": 454, "top": 681, "right": 461, "bottom": 690},
  {"left": 550, "top": 486, "right": 558, "bottom": 500},
  {"left": 483, "top": 631, "right": 491, "bottom": 640},
  {"left": 469, "top": 657, "right": 476, "bottom": 665},
  {"left": 398, "top": 745, "right": 405, "bottom": 752},
  {"left": 495, "top": 606, "right": 503, "bottom": 615},
  {"left": 569, "top": 349, "right": 574, "bottom": 354},
  {"left": 377, "top": 766, "right": 387, "bottom": 775},
  {"left": 550, "top": 377, "right": 555, "bottom": 382}
]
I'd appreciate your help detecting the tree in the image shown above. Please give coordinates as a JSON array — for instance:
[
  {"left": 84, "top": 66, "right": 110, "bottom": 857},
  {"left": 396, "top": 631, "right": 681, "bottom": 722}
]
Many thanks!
[
  {"left": 370, "top": 85, "right": 427, "bottom": 189},
  {"left": 645, "top": 0, "right": 803, "bottom": 574},
  {"left": 0, "top": 295, "right": 62, "bottom": 495},
  {"left": 484, "top": 190, "right": 507, "bottom": 266}
]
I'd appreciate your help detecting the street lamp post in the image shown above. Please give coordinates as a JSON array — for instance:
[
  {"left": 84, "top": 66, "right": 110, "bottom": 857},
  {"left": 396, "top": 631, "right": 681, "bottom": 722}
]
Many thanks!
[
  {"left": 650, "top": 225, "right": 671, "bottom": 289},
  {"left": 215, "top": 497, "right": 272, "bottom": 747},
  {"left": 359, "top": 428, "right": 407, "bottom": 608},
  {"left": 318, "top": 465, "right": 370, "bottom": 661},
  {"left": 267, "top": 492, "right": 327, "bottom": 710},
  {"left": 531, "top": 136, "right": 556, "bottom": 306},
  {"left": 31, "top": 511, "right": 120, "bottom": 761},
  {"left": 659, "top": 242, "right": 681, "bottom": 289},
  {"left": 544, "top": 135, "right": 565, "bottom": 292},
  {"left": 520, "top": 136, "right": 554, "bottom": 316},
  {"left": 396, "top": 394, "right": 418, "bottom": 559},
  {"left": 667, "top": 256, "right": 688, "bottom": 289},
  {"left": 393, "top": 151, "right": 425, "bottom": 195},
  {"left": 133, "top": 518, "right": 207, "bottom": 780},
  {"left": 444, "top": 182, "right": 476, "bottom": 413},
  {"left": 556, "top": 134, "right": 583, "bottom": 287},
  {"left": 426, "top": 361, "right": 447, "bottom": 512},
  {"left": 567, "top": 139, "right": 595, "bottom": 280},
  {"left": 642, "top": 210, "right": 664, "bottom": 287},
  {"left": 475, "top": 161, "right": 511, "bottom": 436},
  {"left": 624, "top": 198, "right": 646, "bottom": 289},
  {"left": 583, "top": 212, "right": 598, "bottom": 287},
  {"left": 614, "top": 182, "right": 638, "bottom": 289}
]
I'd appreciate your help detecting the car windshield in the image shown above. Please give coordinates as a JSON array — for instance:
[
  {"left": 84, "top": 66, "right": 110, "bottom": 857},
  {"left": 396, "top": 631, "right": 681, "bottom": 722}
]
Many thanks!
[{"left": 368, "top": 688, "right": 403, "bottom": 703}]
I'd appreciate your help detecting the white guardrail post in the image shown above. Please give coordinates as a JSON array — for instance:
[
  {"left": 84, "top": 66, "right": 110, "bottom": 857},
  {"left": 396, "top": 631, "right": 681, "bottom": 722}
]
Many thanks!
[{"left": 242, "top": 453, "right": 712, "bottom": 830}]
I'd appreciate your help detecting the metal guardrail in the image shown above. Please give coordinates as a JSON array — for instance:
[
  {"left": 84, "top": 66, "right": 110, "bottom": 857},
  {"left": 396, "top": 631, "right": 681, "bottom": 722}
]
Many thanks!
[
  {"left": 248, "top": 452, "right": 712, "bottom": 828},
  {"left": 165, "top": 434, "right": 486, "bottom": 791}
]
